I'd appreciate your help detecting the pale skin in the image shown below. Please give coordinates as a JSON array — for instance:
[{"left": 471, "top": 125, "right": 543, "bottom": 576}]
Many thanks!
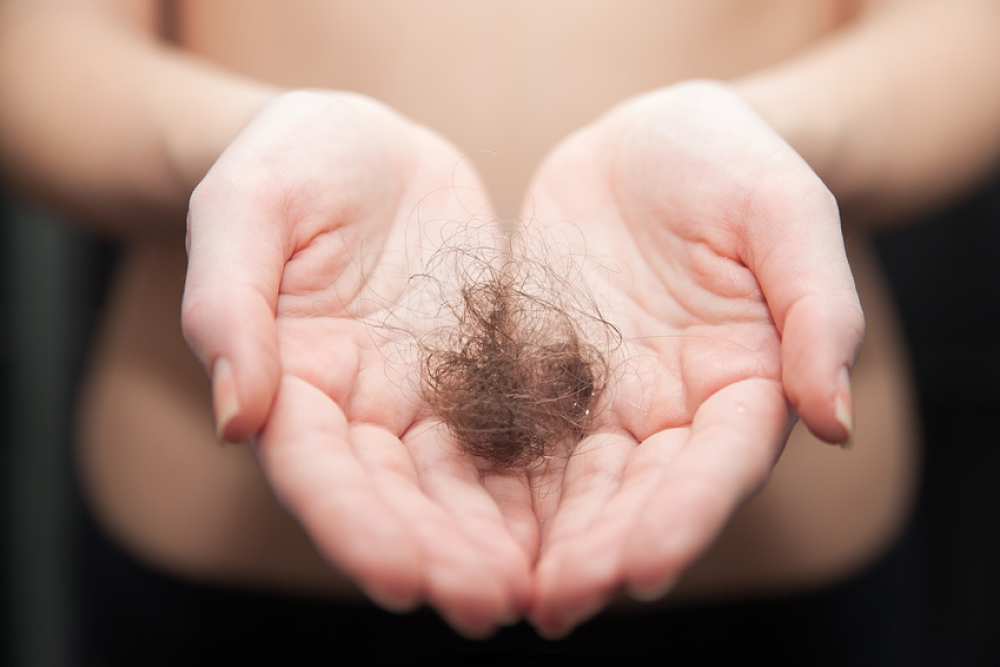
[
  {"left": 184, "top": 91, "right": 538, "bottom": 632},
  {"left": 3, "top": 0, "right": 1000, "bottom": 641},
  {"left": 184, "top": 83, "right": 859, "bottom": 636},
  {"left": 522, "top": 82, "right": 864, "bottom": 633}
]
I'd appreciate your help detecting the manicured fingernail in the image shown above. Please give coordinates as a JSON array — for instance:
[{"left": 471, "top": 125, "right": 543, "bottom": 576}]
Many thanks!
[
  {"left": 212, "top": 357, "right": 240, "bottom": 443},
  {"left": 835, "top": 366, "right": 855, "bottom": 450},
  {"left": 626, "top": 577, "right": 675, "bottom": 602}
]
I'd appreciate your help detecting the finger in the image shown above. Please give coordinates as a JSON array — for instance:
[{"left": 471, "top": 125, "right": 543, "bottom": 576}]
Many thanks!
[
  {"left": 255, "top": 374, "right": 423, "bottom": 611},
  {"left": 531, "top": 432, "right": 640, "bottom": 547},
  {"left": 779, "top": 292, "right": 862, "bottom": 444},
  {"left": 745, "top": 181, "right": 864, "bottom": 444},
  {"left": 482, "top": 471, "right": 541, "bottom": 567},
  {"left": 402, "top": 424, "right": 534, "bottom": 624},
  {"left": 622, "top": 378, "right": 792, "bottom": 599},
  {"left": 528, "top": 430, "right": 683, "bottom": 637},
  {"left": 182, "top": 172, "right": 286, "bottom": 443},
  {"left": 352, "top": 422, "right": 522, "bottom": 637}
]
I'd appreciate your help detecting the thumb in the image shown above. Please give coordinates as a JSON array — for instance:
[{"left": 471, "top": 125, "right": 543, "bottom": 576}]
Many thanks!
[
  {"left": 747, "top": 185, "right": 865, "bottom": 445},
  {"left": 181, "top": 175, "right": 286, "bottom": 443}
]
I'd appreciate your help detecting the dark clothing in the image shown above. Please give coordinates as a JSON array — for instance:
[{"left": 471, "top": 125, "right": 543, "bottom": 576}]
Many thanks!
[
  {"left": 74, "top": 502, "right": 921, "bottom": 665},
  {"left": 874, "top": 171, "right": 1000, "bottom": 667}
]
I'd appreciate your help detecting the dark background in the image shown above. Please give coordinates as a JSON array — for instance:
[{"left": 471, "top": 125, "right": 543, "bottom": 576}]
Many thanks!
[
  {"left": 873, "top": 173, "right": 1000, "bottom": 665},
  {"left": 1, "top": 196, "right": 113, "bottom": 667}
]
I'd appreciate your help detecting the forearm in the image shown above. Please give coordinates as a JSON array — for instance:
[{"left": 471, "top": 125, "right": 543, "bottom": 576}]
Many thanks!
[
  {"left": 734, "top": 0, "right": 1000, "bottom": 226},
  {"left": 0, "top": 1, "right": 279, "bottom": 234}
]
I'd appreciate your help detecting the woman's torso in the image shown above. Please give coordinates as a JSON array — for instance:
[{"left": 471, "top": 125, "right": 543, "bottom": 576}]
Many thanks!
[{"left": 77, "top": 0, "right": 918, "bottom": 604}]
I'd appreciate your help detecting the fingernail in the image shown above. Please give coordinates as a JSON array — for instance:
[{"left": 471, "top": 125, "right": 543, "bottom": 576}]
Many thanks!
[
  {"left": 835, "top": 366, "right": 855, "bottom": 450},
  {"left": 450, "top": 618, "right": 499, "bottom": 641},
  {"left": 369, "top": 592, "right": 419, "bottom": 615},
  {"left": 212, "top": 357, "right": 240, "bottom": 443},
  {"left": 536, "top": 619, "right": 574, "bottom": 641},
  {"left": 626, "top": 577, "right": 675, "bottom": 602},
  {"left": 498, "top": 605, "right": 521, "bottom": 627}
]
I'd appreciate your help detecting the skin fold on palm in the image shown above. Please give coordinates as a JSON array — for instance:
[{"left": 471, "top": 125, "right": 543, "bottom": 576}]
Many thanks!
[{"left": 182, "top": 83, "right": 863, "bottom": 639}]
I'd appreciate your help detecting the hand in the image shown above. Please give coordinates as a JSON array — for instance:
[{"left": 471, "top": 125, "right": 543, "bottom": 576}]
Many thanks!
[
  {"left": 181, "top": 91, "right": 535, "bottom": 636},
  {"left": 518, "top": 81, "right": 865, "bottom": 635}
]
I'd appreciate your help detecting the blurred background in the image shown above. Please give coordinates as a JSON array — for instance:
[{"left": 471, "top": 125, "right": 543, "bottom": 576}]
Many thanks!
[
  {"left": 1, "top": 195, "right": 114, "bottom": 666},
  {"left": 2, "top": 172, "right": 999, "bottom": 665}
]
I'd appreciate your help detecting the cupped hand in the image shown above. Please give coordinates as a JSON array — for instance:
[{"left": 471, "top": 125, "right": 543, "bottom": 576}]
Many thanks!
[
  {"left": 181, "top": 90, "right": 536, "bottom": 636},
  {"left": 518, "top": 81, "right": 865, "bottom": 636}
]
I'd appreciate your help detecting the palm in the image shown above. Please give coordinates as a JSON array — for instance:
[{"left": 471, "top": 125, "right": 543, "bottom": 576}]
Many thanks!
[
  {"left": 183, "top": 91, "right": 536, "bottom": 636},
  {"left": 519, "top": 83, "right": 860, "bottom": 634},
  {"left": 266, "top": 219, "right": 546, "bottom": 636}
]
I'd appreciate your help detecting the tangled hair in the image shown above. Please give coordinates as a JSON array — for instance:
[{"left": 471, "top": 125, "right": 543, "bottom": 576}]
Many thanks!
[{"left": 412, "top": 220, "right": 619, "bottom": 470}]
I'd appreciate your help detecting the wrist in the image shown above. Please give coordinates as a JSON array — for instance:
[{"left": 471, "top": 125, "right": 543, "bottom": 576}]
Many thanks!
[
  {"left": 729, "top": 74, "right": 846, "bottom": 204},
  {"left": 156, "top": 65, "right": 283, "bottom": 208}
]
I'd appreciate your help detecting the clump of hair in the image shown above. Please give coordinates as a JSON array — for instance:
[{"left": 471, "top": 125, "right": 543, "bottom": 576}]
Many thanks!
[{"left": 411, "top": 220, "right": 618, "bottom": 471}]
